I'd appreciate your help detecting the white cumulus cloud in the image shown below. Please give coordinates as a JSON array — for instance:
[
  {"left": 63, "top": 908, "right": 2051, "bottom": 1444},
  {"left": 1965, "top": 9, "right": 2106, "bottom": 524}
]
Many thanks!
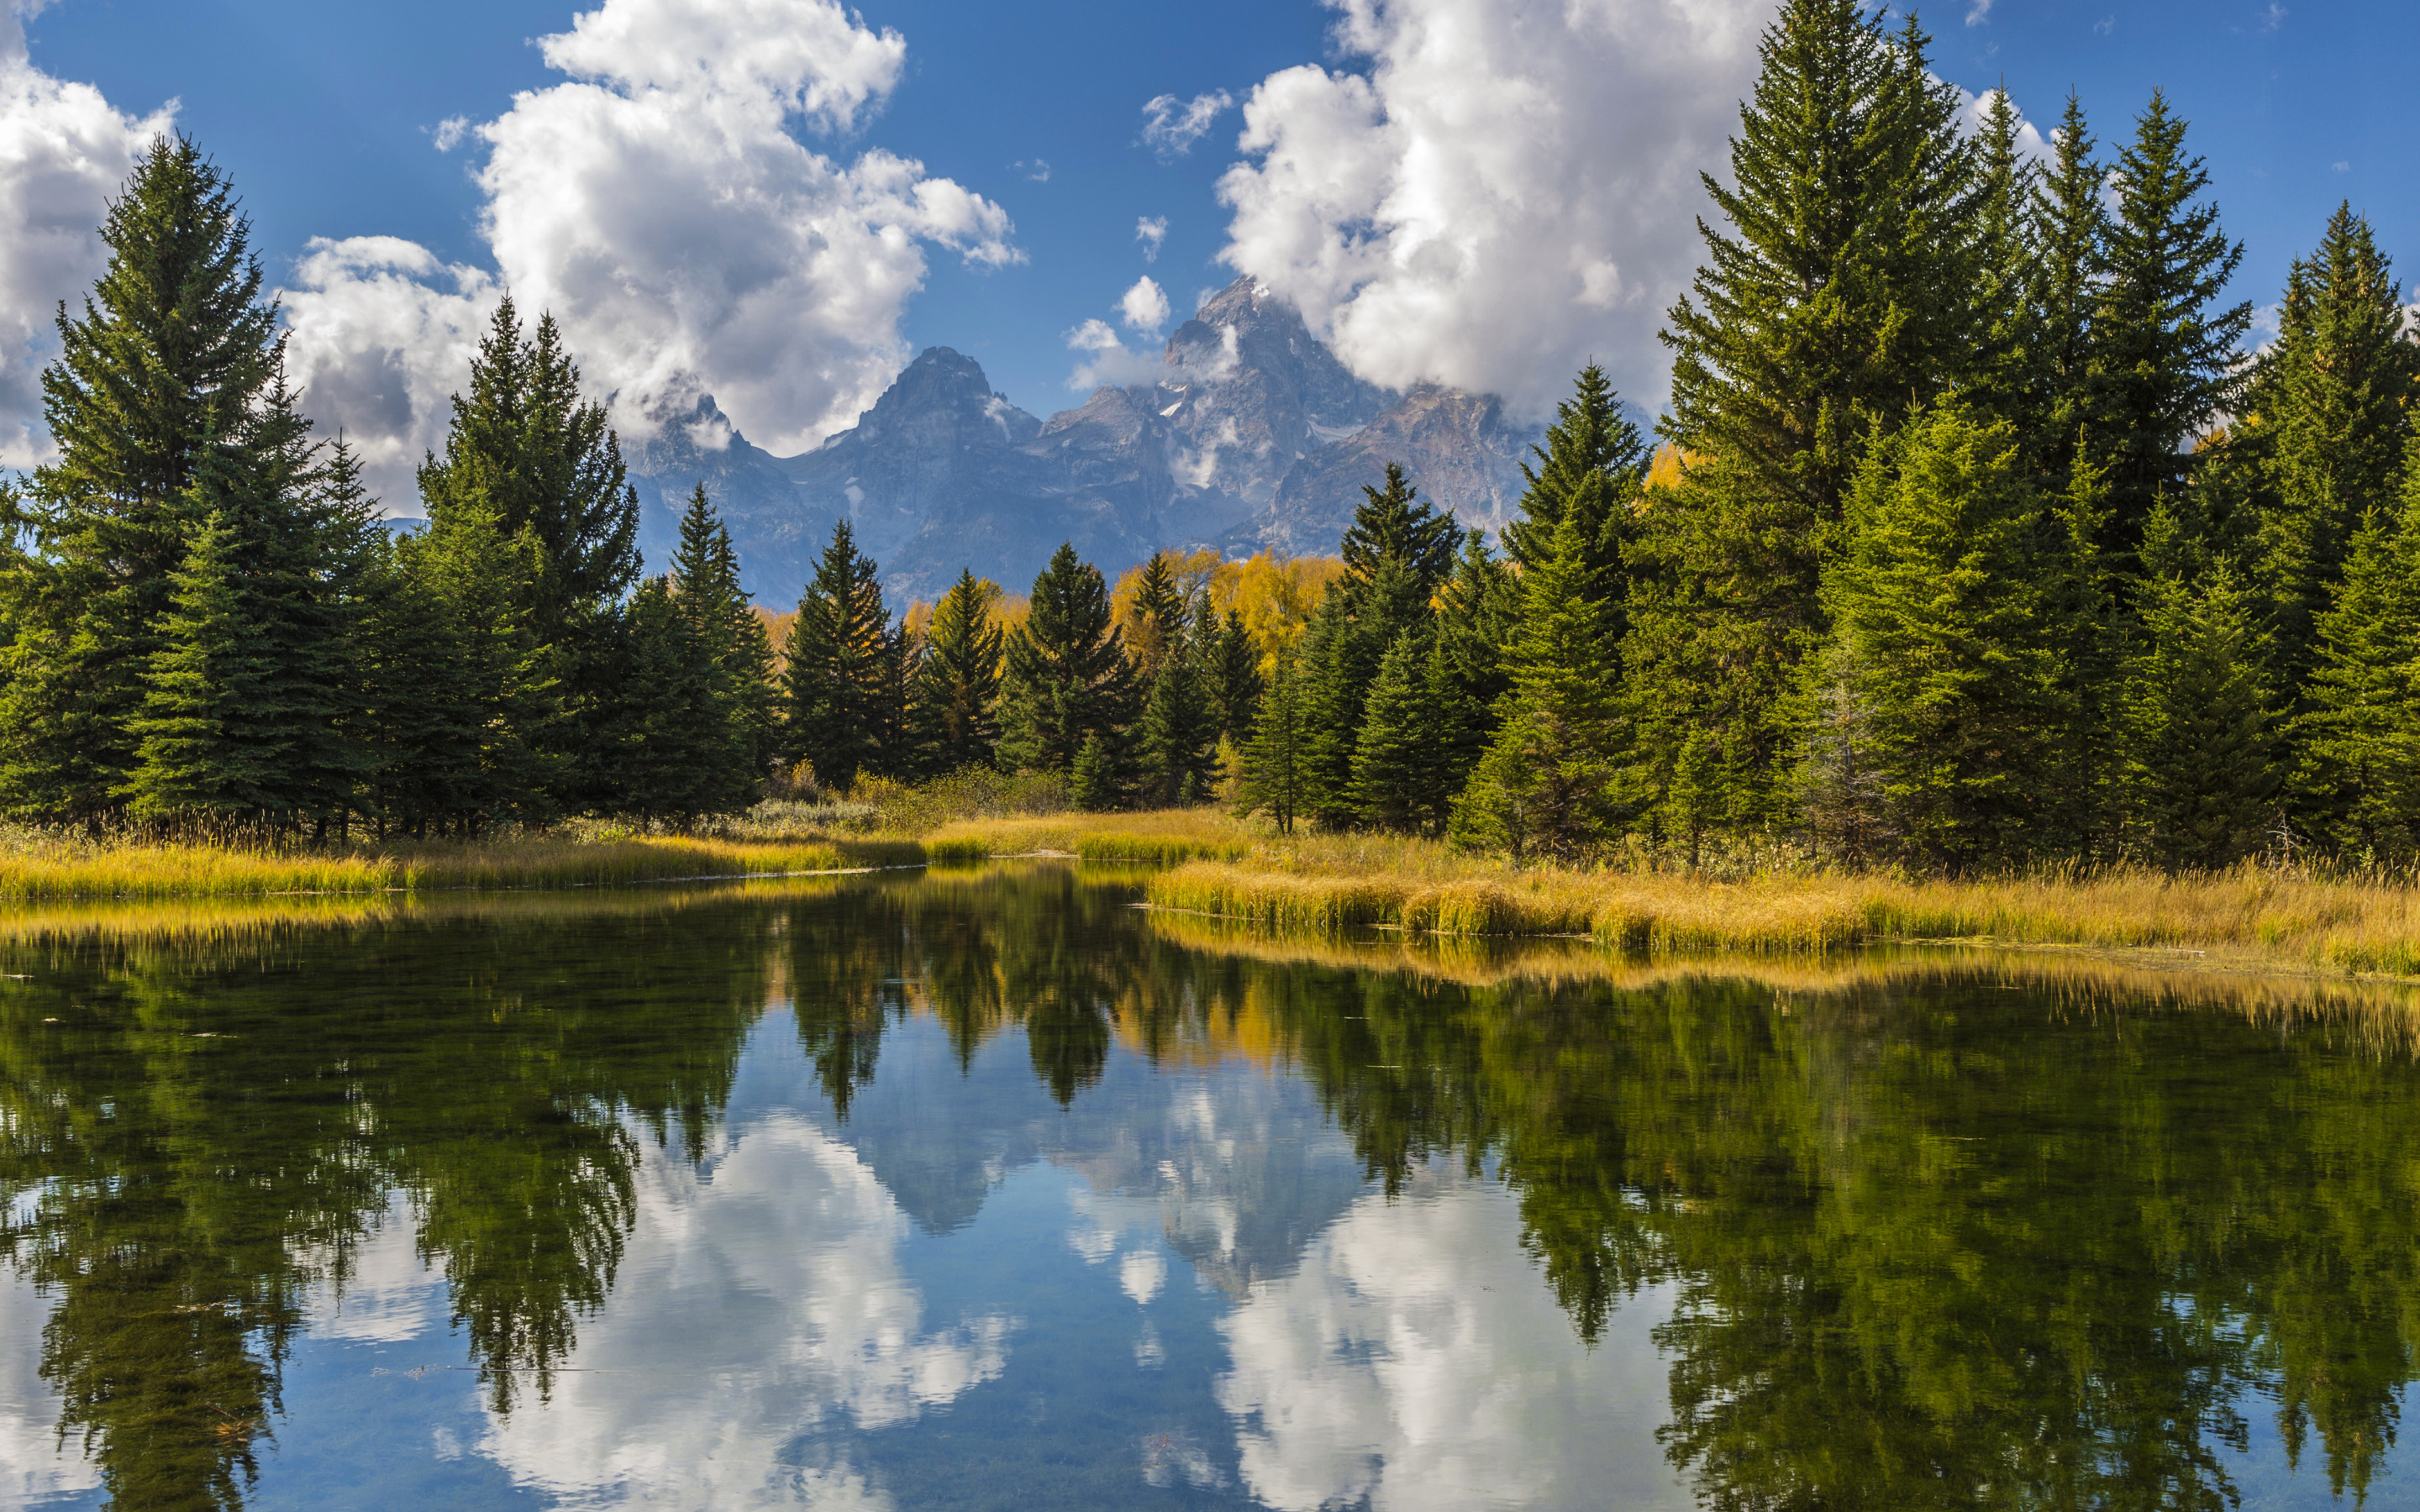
[
  {"left": 282, "top": 0, "right": 1018, "bottom": 507},
  {"left": 1136, "top": 214, "right": 1168, "bottom": 262},
  {"left": 1120, "top": 275, "right": 1171, "bottom": 333},
  {"left": 1141, "top": 89, "right": 1234, "bottom": 158},
  {"left": 1214, "top": 0, "right": 1770, "bottom": 419},
  {"left": 0, "top": 8, "right": 175, "bottom": 467}
]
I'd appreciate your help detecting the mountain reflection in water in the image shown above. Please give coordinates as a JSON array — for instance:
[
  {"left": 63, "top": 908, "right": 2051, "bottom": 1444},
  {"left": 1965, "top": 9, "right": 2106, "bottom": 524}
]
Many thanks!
[{"left": 1, "top": 864, "right": 2415, "bottom": 1511}]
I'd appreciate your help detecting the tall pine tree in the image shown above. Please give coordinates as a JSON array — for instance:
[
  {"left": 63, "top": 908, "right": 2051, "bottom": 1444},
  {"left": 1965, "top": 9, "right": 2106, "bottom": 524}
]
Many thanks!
[
  {"left": 1813, "top": 407, "right": 2069, "bottom": 869},
  {"left": 917, "top": 570, "right": 1005, "bottom": 774},
  {"left": 998, "top": 543, "right": 1139, "bottom": 776},
  {"left": 0, "top": 135, "right": 284, "bottom": 821},
  {"left": 2089, "top": 92, "right": 2251, "bottom": 567},
  {"left": 784, "top": 521, "right": 889, "bottom": 792}
]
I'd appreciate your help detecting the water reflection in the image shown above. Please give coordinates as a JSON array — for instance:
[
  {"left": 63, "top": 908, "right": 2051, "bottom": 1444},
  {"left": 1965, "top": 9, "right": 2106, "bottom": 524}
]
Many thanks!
[{"left": 0, "top": 869, "right": 2414, "bottom": 1509}]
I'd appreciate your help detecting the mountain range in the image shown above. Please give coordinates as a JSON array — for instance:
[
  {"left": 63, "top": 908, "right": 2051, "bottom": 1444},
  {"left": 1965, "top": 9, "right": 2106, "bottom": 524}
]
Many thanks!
[{"left": 623, "top": 276, "right": 1551, "bottom": 605}]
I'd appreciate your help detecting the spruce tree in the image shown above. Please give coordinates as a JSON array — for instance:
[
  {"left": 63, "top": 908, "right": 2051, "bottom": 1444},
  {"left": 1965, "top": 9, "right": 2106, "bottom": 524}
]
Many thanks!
[
  {"left": 918, "top": 570, "right": 1005, "bottom": 773},
  {"left": 1503, "top": 364, "right": 1648, "bottom": 580},
  {"left": 1339, "top": 462, "right": 1460, "bottom": 602},
  {"left": 121, "top": 509, "right": 283, "bottom": 823},
  {"left": 1968, "top": 87, "right": 2041, "bottom": 423},
  {"left": 1138, "top": 648, "right": 1218, "bottom": 807},
  {"left": 784, "top": 521, "right": 889, "bottom": 791},
  {"left": 998, "top": 543, "right": 1139, "bottom": 774},
  {"left": 1662, "top": 1, "right": 1982, "bottom": 535},
  {"left": 416, "top": 297, "right": 642, "bottom": 643},
  {"left": 1637, "top": 3, "right": 1983, "bottom": 842},
  {"left": 1071, "top": 734, "right": 1121, "bottom": 812},
  {"left": 1297, "top": 465, "right": 1459, "bottom": 829},
  {"left": 2090, "top": 92, "right": 2251, "bottom": 564},
  {"left": 416, "top": 297, "right": 641, "bottom": 811},
  {"left": 429, "top": 494, "right": 565, "bottom": 831},
  {"left": 2127, "top": 566, "right": 2280, "bottom": 869},
  {"left": 614, "top": 576, "right": 706, "bottom": 822},
  {"left": 1209, "top": 606, "right": 1264, "bottom": 746},
  {"left": 1454, "top": 503, "right": 1628, "bottom": 859},
  {"left": 356, "top": 533, "right": 478, "bottom": 837},
  {"left": 1818, "top": 406, "right": 2068, "bottom": 869},
  {"left": 665, "top": 486, "right": 760, "bottom": 815},
  {"left": 2248, "top": 207, "right": 2417, "bottom": 695},
  {"left": 0, "top": 135, "right": 283, "bottom": 820},
  {"left": 1351, "top": 633, "right": 1439, "bottom": 835},
  {"left": 2025, "top": 92, "right": 2108, "bottom": 484},
  {"left": 1238, "top": 658, "right": 1307, "bottom": 835},
  {"left": 1433, "top": 530, "right": 1520, "bottom": 745},
  {"left": 1127, "top": 551, "right": 1186, "bottom": 682},
  {"left": 2296, "top": 449, "right": 2420, "bottom": 859},
  {"left": 868, "top": 620, "right": 923, "bottom": 780}
]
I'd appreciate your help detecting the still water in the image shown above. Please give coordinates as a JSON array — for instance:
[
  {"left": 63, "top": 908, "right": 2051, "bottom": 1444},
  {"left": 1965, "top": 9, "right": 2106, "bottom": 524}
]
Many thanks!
[{"left": 3, "top": 864, "right": 2417, "bottom": 1511}]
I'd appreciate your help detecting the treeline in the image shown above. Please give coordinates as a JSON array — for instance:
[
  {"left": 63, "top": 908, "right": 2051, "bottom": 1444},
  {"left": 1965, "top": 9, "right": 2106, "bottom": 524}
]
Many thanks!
[
  {"left": 12, "top": 0, "right": 2419, "bottom": 872},
  {"left": 0, "top": 135, "right": 1270, "bottom": 836},
  {"left": 1253, "top": 0, "right": 2420, "bottom": 872}
]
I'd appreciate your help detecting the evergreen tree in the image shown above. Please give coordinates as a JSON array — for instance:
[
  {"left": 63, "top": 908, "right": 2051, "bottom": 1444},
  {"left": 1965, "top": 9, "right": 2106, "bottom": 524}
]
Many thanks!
[
  {"left": 2089, "top": 92, "right": 2251, "bottom": 564},
  {"left": 1071, "top": 734, "right": 1122, "bottom": 812},
  {"left": 1662, "top": 1, "right": 1982, "bottom": 537},
  {"left": 356, "top": 533, "right": 476, "bottom": 837},
  {"left": 0, "top": 135, "right": 284, "bottom": 820},
  {"left": 1138, "top": 645, "right": 1218, "bottom": 807},
  {"left": 1297, "top": 465, "right": 1459, "bottom": 829},
  {"left": 1421, "top": 632, "right": 1486, "bottom": 835},
  {"left": 1433, "top": 530, "right": 1521, "bottom": 744},
  {"left": 1339, "top": 463, "right": 1460, "bottom": 603},
  {"left": 1455, "top": 502, "right": 1628, "bottom": 859},
  {"left": 1238, "top": 658, "right": 1307, "bottom": 835},
  {"left": 613, "top": 576, "right": 708, "bottom": 822},
  {"left": 1503, "top": 364, "right": 1649, "bottom": 581},
  {"left": 1636, "top": 3, "right": 1984, "bottom": 842},
  {"left": 784, "top": 521, "right": 889, "bottom": 791},
  {"left": 2248, "top": 207, "right": 2418, "bottom": 694},
  {"left": 404, "top": 493, "right": 564, "bottom": 832},
  {"left": 1817, "top": 406, "right": 2068, "bottom": 869},
  {"left": 1351, "top": 633, "right": 1439, "bottom": 834},
  {"left": 868, "top": 620, "right": 923, "bottom": 780},
  {"left": 1968, "top": 86, "right": 2041, "bottom": 422},
  {"left": 2127, "top": 566, "right": 2280, "bottom": 869},
  {"left": 663, "top": 486, "right": 760, "bottom": 815},
  {"left": 1209, "top": 606, "right": 1264, "bottom": 746},
  {"left": 415, "top": 297, "right": 642, "bottom": 643},
  {"left": 120, "top": 509, "right": 283, "bottom": 822},
  {"left": 416, "top": 297, "right": 641, "bottom": 810},
  {"left": 2025, "top": 92, "right": 2108, "bottom": 484},
  {"left": 1126, "top": 551, "right": 1186, "bottom": 682},
  {"left": 917, "top": 570, "right": 1004, "bottom": 773},
  {"left": 2295, "top": 449, "right": 2420, "bottom": 858},
  {"left": 998, "top": 543, "right": 1139, "bottom": 775}
]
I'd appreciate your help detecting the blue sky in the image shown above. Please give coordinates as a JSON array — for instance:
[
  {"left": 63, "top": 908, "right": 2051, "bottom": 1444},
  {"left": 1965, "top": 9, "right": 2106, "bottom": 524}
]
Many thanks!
[{"left": 5, "top": 0, "right": 2411, "bottom": 496}]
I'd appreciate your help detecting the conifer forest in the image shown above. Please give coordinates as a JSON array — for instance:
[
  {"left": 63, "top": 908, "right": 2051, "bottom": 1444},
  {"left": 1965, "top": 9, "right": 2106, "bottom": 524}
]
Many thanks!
[{"left": 4, "top": 0, "right": 2412, "bottom": 876}]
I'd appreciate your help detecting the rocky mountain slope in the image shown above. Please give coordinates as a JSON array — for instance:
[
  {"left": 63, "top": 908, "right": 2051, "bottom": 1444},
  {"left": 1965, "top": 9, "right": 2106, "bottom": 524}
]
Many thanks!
[{"left": 625, "top": 276, "right": 1548, "bottom": 604}]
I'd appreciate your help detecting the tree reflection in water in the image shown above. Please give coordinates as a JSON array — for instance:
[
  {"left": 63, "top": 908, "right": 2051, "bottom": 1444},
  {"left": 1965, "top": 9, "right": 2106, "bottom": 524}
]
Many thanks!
[{"left": 0, "top": 870, "right": 2415, "bottom": 1509}]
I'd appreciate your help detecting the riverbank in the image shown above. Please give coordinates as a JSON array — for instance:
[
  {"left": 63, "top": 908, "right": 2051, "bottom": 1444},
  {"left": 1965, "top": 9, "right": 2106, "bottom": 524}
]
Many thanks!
[
  {"left": 7, "top": 807, "right": 2420, "bottom": 983},
  {"left": 1121, "top": 820, "right": 2420, "bottom": 979},
  {"left": 0, "top": 832, "right": 927, "bottom": 900}
]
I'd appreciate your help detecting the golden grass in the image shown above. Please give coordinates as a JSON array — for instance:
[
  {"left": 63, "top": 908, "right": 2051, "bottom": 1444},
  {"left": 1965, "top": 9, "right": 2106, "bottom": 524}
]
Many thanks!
[
  {"left": 0, "top": 833, "right": 923, "bottom": 900},
  {"left": 1127, "top": 820, "right": 2420, "bottom": 981},
  {"left": 921, "top": 810, "right": 1251, "bottom": 865},
  {"left": 1144, "top": 911, "right": 2420, "bottom": 1056}
]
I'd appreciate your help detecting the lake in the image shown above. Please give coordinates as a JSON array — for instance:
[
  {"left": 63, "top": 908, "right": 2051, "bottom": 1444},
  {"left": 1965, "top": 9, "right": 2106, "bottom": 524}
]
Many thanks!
[{"left": 3, "top": 864, "right": 2415, "bottom": 1511}]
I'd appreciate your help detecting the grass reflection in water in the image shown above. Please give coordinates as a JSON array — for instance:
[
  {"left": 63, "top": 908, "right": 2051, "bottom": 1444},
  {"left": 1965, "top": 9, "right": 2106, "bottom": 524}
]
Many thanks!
[{"left": 0, "top": 864, "right": 2413, "bottom": 1510}]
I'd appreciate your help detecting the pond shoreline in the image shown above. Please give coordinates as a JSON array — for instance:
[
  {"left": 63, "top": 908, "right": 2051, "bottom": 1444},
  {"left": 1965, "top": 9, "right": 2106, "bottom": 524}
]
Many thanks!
[{"left": 6, "top": 809, "right": 2420, "bottom": 986}]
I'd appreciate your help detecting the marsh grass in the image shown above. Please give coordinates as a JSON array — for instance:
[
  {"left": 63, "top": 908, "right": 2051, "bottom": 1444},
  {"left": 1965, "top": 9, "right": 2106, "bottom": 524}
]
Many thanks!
[
  {"left": 1114, "top": 816, "right": 2420, "bottom": 980},
  {"left": 921, "top": 810, "right": 1250, "bottom": 865},
  {"left": 0, "top": 828, "right": 922, "bottom": 900}
]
